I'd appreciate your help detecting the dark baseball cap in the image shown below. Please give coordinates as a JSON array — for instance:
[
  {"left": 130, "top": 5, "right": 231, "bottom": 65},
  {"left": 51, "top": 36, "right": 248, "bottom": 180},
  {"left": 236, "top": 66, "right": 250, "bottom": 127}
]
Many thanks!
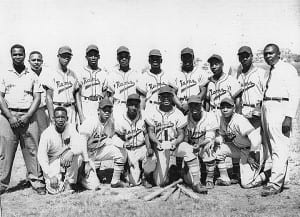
[
  {"left": 158, "top": 85, "right": 173, "bottom": 95},
  {"left": 86, "top": 44, "right": 99, "bottom": 54},
  {"left": 117, "top": 46, "right": 129, "bottom": 54},
  {"left": 238, "top": 46, "right": 252, "bottom": 55},
  {"left": 220, "top": 97, "right": 235, "bottom": 106},
  {"left": 187, "top": 95, "right": 202, "bottom": 104},
  {"left": 58, "top": 46, "right": 73, "bottom": 55},
  {"left": 127, "top": 93, "right": 141, "bottom": 103},
  {"left": 207, "top": 54, "right": 223, "bottom": 63},
  {"left": 149, "top": 49, "right": 162, "bottom": 57},
  {"left": 98, "top": 98, "right": 113, "bottom": 109},
  {"left": 181, "top": 47, "right": 194, "bottom": 56}
]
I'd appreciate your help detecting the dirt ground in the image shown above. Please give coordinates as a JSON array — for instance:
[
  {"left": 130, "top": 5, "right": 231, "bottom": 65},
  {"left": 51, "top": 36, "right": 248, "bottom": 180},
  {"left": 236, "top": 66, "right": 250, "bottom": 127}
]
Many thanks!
[{"left": 1, "top": 103, "right": 300, "bottom": 217}]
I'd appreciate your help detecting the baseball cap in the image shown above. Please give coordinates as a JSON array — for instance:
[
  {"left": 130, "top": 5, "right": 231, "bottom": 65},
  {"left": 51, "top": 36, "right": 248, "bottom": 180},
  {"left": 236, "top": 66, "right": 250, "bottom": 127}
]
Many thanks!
[
  {"left": 181, "top": 47, "right": 194, "bottom": 56},
  {"left": 58, "top": 46, "right": 73, "bottom": 55},
  {"left": 127, "top": 93, "right": 141, "bottom": 103},
  {"left": 187, "top": 95, "right": 202, "bottom": 104},
  {"left": 149, "top": 49, "right": 162, "bottom": 57},
  {"left": 98, "top": 98, "right": 113, "bottom": 109},
  {"left": 86, "top": 44, "right": 99, "bottom": 54},
  {"left": 117, "top": 46, "right": 129, "bottom": 54},
  {"left": 237, "top": 46, "right": 252, "bottom": 55},
  {"left": 220, "top": 97, "right": 235, "bottom": 106},
  {"left": 207, "top": 54, "right": 223, "bottom": 63},
  {"left": 158, "top": 85, "right": 173, "bottom": 95}
]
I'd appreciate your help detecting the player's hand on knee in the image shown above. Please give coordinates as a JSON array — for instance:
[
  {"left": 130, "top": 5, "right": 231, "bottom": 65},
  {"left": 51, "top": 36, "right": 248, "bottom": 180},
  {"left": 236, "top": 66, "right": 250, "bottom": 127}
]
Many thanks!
[
  {"left": 146, "top": 148, "right": 154, "bottom": 157},
  {"left": 50, "top": 176, "right": 59, "bottom": 189},
  {"left": 247, "top": 151, "right": 260, "bottom": 170},
  {"left": 61, "top": 150, "right": 74, "bottom": 168}
]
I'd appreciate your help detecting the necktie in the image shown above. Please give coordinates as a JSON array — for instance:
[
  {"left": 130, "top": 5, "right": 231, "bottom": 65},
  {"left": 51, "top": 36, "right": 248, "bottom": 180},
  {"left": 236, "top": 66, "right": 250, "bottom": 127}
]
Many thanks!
[{"left": 264, "top": 65, "right": 274, "bottom": 97}]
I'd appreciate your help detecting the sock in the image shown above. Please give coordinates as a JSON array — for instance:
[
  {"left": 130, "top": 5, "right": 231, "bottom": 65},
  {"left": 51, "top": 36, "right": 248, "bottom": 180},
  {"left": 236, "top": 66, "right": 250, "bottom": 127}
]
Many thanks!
[
  {"left": 186, "top": 158, "right": 201, "bottom": 185},
  {"left": 217, "top": 160, "right": 230, "bottom": 182},
  {"left": 111, "top": 161, "right": 125, "bottom": 184},
  {"left": 205, "top": 160, "right": 216, "bottom": 183},
  {"left": 232, "top": 159, "right": 240, "bottom": 179}
]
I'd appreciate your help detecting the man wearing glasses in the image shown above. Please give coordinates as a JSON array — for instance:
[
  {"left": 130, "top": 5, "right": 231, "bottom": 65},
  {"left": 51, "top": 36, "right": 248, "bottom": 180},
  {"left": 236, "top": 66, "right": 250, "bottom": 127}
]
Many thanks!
[{"left": 42, "top": 46, "right": 83, "bottom": 125}]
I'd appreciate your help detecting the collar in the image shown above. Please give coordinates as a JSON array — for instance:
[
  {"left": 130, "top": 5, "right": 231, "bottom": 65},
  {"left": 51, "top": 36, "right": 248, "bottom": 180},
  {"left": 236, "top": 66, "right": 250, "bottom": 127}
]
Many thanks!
[{"left": 9, "top": 66, "right": 30, "bottom": 77}]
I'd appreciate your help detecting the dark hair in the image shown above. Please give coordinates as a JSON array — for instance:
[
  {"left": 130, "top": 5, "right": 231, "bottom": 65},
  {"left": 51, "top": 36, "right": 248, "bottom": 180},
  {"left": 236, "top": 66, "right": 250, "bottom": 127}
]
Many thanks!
[
  {"left": 264, "top": 43, "right": 280, "bottom": 54},
  {"left": 29, "top": 51, "right": 43, "bottom": 58},
  {"left": 54, "top": 106, "right": 68, "bottom": 116},
  {"left": 10, "top": 44, "right": 25, "bottom": 55}
]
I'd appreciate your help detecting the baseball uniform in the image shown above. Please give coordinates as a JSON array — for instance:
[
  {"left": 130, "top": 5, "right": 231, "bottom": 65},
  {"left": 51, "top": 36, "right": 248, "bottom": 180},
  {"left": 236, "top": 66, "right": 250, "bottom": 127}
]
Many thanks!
[
  {"left": 78, "top": 65, "right": 108, "bottom": 118},
  {"left": 38, "top": 123, "right": 83, "bottom": 193},
  {"left": 78, "top": 116, "right": 126, "bottom": 189},
  {"left": 261, "top": 60, "right": 299, "bottom": 191},
  {"left": 215, "top": 113, "right": 264, "bottom": 187},
  {"left": 42, "top": 67, "right": 80, "bottom": 123},
  {"left": 0, "top": 66, "right": 44, "bottom": 189}
]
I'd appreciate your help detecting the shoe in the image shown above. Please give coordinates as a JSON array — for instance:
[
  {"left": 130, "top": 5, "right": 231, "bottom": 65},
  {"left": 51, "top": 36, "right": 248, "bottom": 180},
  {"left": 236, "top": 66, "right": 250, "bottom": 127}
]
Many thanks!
[
  {"left": 111, "top": 180, "right": 129, "bottom": 188},
  {"left": 215, "top": 179, "right": 231, "bottom": 186},
  {"left": 206, "top": 181, "right": 214, "bottom": 189},
  {"left": 230, "top": 178, "right": 239, "bottom": 185},
  {"left": 142, "top": 179, "right": 152, "bottom": 188},
  {"left": 32, "top": 186, "right": 46, "bottom": 195},
  {"left": 192, "top": 183, "right": 208, "bottom": 194},
  {"left": 261, "top": 185, "right": 281, "bottom": 197},
  {"left": 63, "top": 182, "right": 76, "bottom": 193}
]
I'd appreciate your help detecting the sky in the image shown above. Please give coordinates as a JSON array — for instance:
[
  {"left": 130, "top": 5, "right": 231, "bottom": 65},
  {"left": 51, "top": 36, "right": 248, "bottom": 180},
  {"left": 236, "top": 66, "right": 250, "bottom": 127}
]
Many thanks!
[{"left": 0, "top": 0, "right": 299, "bottom": 72}]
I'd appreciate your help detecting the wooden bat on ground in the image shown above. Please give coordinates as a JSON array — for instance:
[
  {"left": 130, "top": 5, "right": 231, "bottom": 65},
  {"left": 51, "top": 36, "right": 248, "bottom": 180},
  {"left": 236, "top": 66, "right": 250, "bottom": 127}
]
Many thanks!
[
  {"left": 172, "top": 187, "right": 181, "bottom": 200},
  {"left": 161, "top": 187, "right": 177, "bottom": 201},
  {"left": 177, "top": 184, "right": 200, "bottom": 200},
  {"left": 143, "top": 178, "right": 183, "bottom": 201}
]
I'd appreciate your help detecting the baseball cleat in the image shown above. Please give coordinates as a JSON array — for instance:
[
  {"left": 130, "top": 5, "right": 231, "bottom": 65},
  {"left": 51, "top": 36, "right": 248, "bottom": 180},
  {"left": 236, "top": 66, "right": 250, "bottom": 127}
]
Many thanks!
[
  {"left": 192, "top": 183, "right": 208, "bottom": 194},
  {"left": 206, "top": 181, "right": 214, "bottom": 189},
  {"left": 261, "top": 185, "right": 281, "bottom": 197},
  {"left": 215, "top": 179, "right": 231, "bottom": 186},
  {"left": 111, "top": 180, "right": 129, "bottom": 188}
]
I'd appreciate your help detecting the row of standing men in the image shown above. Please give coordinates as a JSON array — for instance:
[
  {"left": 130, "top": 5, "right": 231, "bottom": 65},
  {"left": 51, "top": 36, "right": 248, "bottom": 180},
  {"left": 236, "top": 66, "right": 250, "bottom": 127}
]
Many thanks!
[{"left": 0, "top": 43, "right": 298, "bottom": 196}]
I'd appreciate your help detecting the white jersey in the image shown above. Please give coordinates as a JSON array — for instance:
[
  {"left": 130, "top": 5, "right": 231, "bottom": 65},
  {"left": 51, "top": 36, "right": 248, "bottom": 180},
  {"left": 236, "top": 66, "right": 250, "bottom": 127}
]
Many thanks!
[
  {"left": 145, "top": 106, "right": 186, "bottom": 142},
  {"left": 207, "top": 73, "right": 241, "bottom": 109},
  {"left": 28, "top": 67, "right": 48, "bottom": 108},
  {"left": 78, "top": 66, "right": 108, "bottom": 100},
  {"left": 219, "top": 113, "right": 254, "bottom": 149},
  {"left": 136, "top": 68, "right": 176, "bottom": 103},
  {"left": 106, "top": 65, "right": 139, "bottom": 103},
  {"left": 185, "top": 111, "right": 218, "bottom": 144},
  {"left": 113, "top": 111, "right": 146, "bottom": 148},
  {"left": 41, "top": 67, "right": 79, "bottom": 104},
  {"left": 175, "top": 64, "right": 209, "bottom": 102}
]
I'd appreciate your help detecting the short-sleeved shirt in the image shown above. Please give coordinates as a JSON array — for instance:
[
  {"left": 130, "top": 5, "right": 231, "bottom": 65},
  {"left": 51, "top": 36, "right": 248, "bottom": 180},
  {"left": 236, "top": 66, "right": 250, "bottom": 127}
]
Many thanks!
[
  {"left": 185, "top": 111, "right": 218, "bottom": 144},
  {"left": 219, "top": 113, "right": 254, "bottom": 149},
  {"left": 175, "top": 64, "right": 209, "bottom": 102},
  {"left": 106, "top": 65, "right": 139, "bottom": 102},
  {"left": 0, "top": 67, "right": 42, "bottom": 109},
  {"left": 145, "top": 106, "right": 186, "bottom": 142},
  {"left": 207, "top": 73, "right": 241, "bottom": 109},
  {"left": 42, "top": 67, "right": 79, "bottom": 103},
  {"left": 78, "top": 66, "right": 108, "bottom": 99}
]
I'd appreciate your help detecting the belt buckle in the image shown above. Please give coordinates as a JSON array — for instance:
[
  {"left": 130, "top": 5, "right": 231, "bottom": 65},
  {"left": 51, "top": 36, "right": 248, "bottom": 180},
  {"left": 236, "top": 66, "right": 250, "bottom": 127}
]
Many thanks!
[{"left": 89, "top": 96, "right": 101, "bottom": 101}]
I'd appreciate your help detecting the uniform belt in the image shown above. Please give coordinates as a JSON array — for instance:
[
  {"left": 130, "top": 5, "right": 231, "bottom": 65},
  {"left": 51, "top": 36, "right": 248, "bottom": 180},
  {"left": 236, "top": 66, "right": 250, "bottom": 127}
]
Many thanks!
[
  {"left": 53, "top": 102, "right": 75, "bottom": 107},
  {"left": 242, "top": 103, "right": 256, "bottom": 108},
  {"left": 83, "top": 95, "right": 103, "bottom": 101},
  {"left": 126, "top": 144, "right": 145, "bottom": 150},
  {"left": 9, "top": 108, "right": 29, "bottom": 112},
  {"left": 263, "top": 97, "right": 289, "bottom": 102}
]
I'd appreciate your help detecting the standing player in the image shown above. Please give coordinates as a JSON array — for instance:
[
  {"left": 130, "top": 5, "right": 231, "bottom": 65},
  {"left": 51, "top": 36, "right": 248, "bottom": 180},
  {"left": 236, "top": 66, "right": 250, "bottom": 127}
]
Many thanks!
[
  {"left": 38, "top": 107, "right": 85, "bottom": 194},
  {"left": 78, "top": 45, "right": 109, "bottom": 119},
  {"left": 185, "top": 95, "right": 219, "bottom": 189},
  {"left": 214, "top": 97, "right": 267, "bottom": 188},
  {"left": 136, "top": 49, "right": 176, "bottom": 109},
  {"left": 106, "top": 46, "right": 139, "bottom": 111},
  {"left": 42, "top": 46, "right": 84, "bottom": 125},
  {"left": 260, "top": 44, "right": 299, "bottom": 196},
  {"left": 174, "top": 48, "right": 209, "bottom": 114},
  {"left": 145, "top": 86, "right": 207, "bottom": 194},
  {"left": 112, "top": 94, "right": 155, "bottom": 187},
  {"left": 78, "top": 98, "right": 128, "bottom": 189},
  {"left": 0, "top": 44, "right": 45, "bottom": 194},
  {"left": 28, "top": 51, "right": 50, "bottom": 139}
]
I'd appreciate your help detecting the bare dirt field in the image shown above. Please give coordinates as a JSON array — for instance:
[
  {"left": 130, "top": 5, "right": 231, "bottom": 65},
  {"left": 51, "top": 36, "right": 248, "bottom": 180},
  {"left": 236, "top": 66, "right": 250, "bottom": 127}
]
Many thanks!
[{"left": 1, "top": 103, "right": 300, "bottom": 217}]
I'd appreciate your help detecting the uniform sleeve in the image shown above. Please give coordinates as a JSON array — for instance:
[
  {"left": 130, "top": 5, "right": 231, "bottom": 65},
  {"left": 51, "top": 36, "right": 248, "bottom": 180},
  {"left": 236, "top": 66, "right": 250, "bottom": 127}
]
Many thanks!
[
  {"left": 69, "top": 125, "right": 86, "bottom": 157},
  {"left": 136, "top": 74, "right": 147, "bottom": 96},
  {"left": 285, "top": 64, "right": 299, "bottom": 118},
  {"left": 206, "top": 112, "right": 218, "bottom": 139},
  {"left": 144, "top": 108, "right": 155, "bottom": 127},
  {"left": 41, "top": 70, "right": 55, "bottom": 90},
  {"left": 258, "top": 67, "right": 268, "bottom": 94},
  {"left": 37, "top": 130, "right": 52, "bottom": 177},
  {"left": 176, "top": 110, "right": 187, "bottom": 129},
  {"left": 78, "top": 118, "right": 94, "bottom": 140},
  {"left": 229, "top": 76, "right": 242, "bottom": 97},
  {"left": 237, "top": 115, "right": 254, "bottom": 137}
]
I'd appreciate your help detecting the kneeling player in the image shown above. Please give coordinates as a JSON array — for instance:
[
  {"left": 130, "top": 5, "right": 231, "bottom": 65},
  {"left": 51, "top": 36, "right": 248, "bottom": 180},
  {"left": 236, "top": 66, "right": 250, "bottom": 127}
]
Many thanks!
[
  {"left": 38, "top": 107, "right": 84, "bottom": 194},
  {"left": 78, "top": 98, "right": 127, "bottom": 189},
  {"left": 145, "top": 86, "right": 207, "bottom": 194},
  {"left": 112, "top": 94, "right": 156, "bottom": 187},
  {"left": 215, "top": 97, "right": 267, "bottom": 188},
  {"left": 185, "top": 95, "right": 219, "bottom": 189}
]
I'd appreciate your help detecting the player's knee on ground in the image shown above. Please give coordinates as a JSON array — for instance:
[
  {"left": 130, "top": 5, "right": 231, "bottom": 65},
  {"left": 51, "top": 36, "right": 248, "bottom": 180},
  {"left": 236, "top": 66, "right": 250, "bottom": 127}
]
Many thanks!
[{"left": 176, "top": 142, "right": 196, "bottom": 162}]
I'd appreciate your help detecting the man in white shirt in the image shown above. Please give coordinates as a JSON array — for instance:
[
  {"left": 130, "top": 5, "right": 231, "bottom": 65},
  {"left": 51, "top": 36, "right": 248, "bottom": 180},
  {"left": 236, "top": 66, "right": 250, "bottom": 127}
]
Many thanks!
[{"left": 260, "top": 43, "right": 299, "bottom": 196}]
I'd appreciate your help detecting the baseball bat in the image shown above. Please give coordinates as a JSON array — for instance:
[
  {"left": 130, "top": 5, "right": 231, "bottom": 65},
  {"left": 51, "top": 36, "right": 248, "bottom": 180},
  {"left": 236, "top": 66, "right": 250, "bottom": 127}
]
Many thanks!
[
  {"left": 172, "top": 187, "right": 181, "bottom": 200},
  {"left": 177, "top": 184, "right": 200, "bottom": 200},
  {"left": 143, "top": 178, "right": 183, "bottom": 201},
  {"left": 161, "top": 187, "right": 177, "bottom": 201}
]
